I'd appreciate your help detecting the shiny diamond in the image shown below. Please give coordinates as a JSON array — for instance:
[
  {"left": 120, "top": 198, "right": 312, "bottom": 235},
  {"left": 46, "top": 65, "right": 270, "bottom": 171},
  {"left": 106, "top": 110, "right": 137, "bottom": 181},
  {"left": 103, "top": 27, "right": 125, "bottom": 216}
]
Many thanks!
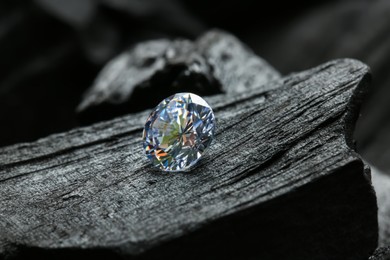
[{"left": 142, "top": 93, "right": 215, "bottom": 172}]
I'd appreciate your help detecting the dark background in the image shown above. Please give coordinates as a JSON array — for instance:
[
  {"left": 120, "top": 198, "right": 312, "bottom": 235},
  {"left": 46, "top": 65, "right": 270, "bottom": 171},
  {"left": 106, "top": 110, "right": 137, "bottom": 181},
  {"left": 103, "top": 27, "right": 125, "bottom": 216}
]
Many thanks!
[{"left": 1, "top": 0, "right": 390, "bottom": 184}]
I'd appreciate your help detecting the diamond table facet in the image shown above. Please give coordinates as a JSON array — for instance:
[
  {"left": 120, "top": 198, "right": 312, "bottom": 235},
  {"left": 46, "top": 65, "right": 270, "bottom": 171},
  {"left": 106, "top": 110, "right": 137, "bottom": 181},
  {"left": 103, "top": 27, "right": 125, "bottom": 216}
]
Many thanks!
[{"left": 142, "top": 93, "right": 215, "bottom": 172}]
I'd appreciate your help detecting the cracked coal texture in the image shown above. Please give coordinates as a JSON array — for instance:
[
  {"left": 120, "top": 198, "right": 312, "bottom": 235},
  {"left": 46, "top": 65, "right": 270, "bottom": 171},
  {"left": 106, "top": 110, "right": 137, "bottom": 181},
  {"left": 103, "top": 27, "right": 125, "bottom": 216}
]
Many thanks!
[
  {"left": 0, "top": 59, "right": 377, "bottom": 260},
  {"left": 77, "top": 30, "right": 280, "bottom": 123}
]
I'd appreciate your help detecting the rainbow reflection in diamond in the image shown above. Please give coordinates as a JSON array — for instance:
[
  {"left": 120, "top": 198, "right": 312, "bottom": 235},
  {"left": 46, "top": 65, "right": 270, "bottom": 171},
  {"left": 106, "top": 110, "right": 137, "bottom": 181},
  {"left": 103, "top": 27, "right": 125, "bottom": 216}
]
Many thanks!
[{"left": 142, "top": 93, "right": 215, "bottom": 172}]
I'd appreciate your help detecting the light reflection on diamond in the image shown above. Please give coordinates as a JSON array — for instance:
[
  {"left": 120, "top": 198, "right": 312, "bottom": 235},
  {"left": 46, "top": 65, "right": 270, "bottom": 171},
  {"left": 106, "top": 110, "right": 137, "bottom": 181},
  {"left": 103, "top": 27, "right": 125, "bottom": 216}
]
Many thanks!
[{"left": 142, "top": 93, "right": 215, "bottom": 172}]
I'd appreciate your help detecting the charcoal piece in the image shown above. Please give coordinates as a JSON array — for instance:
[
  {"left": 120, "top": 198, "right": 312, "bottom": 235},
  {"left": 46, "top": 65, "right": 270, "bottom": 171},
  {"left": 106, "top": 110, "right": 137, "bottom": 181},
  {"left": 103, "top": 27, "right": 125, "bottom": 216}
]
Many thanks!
[
  {"left": 77, "top": 30, "right": 280, "bottom": 122},
  {"left": 0, "top": 59, "right": 377, "bottom": 260}
]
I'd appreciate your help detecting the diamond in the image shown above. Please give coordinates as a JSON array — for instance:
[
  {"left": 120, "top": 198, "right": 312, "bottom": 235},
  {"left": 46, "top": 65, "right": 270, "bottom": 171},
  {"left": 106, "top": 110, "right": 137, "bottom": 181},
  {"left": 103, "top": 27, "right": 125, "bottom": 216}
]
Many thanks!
[{"left": 142, "top": 93, "right": 215, "bottom": 172}]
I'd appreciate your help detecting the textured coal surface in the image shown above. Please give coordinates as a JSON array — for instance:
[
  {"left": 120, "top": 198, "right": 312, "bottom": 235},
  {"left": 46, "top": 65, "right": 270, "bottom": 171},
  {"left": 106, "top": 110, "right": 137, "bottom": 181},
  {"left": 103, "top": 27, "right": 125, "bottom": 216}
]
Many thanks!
[
  {"left": 77, "top": 30, "right": 279, "bottom": 123},
  {"left": 0, "top": 59, "right": 377, "bottom": 260}
]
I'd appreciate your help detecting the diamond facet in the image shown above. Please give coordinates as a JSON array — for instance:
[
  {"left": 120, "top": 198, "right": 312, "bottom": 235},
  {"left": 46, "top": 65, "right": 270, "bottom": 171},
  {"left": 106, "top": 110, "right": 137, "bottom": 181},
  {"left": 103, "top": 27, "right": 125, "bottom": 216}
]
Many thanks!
[{"left": 142, "top": 93, "right": 215, "bottom": 172}]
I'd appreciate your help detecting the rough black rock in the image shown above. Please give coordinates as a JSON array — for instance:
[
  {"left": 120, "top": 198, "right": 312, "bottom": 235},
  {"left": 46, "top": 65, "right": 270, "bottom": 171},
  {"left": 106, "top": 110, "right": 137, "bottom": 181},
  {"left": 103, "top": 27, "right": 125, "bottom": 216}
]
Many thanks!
[
  {"left": 370, "top": 246, "right": 390, "bottom": 260},
  {"left": 77, "top": 30, "right": 280, "bottom": 122},
  {"left": 0, "top": 59, "right": 377, "bottom": 260}
]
